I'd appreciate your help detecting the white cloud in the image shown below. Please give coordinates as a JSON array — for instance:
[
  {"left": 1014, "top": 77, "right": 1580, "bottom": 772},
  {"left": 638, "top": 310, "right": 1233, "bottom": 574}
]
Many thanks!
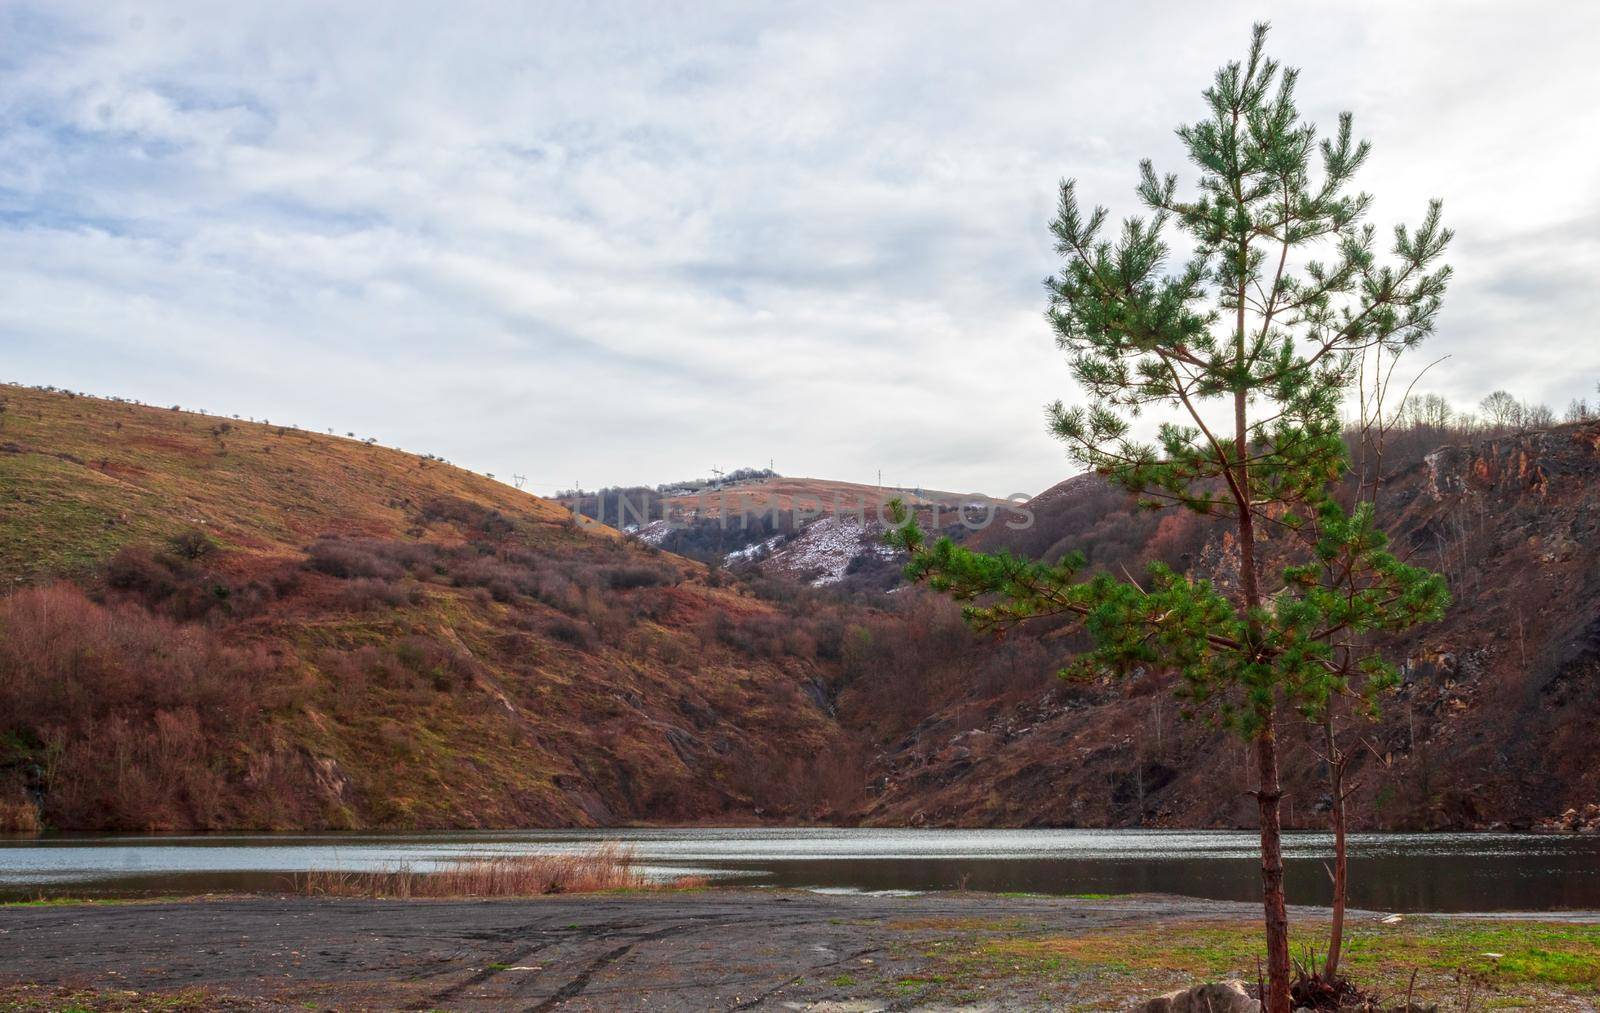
[{"left": 2, "top": 1, "right": 1597, "bottom": 497}]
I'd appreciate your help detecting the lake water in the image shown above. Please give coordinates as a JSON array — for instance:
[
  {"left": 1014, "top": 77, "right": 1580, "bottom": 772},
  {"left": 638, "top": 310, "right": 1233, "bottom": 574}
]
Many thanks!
[{"left": 3, "top": 827, "right": 1597, "bottom": 913}]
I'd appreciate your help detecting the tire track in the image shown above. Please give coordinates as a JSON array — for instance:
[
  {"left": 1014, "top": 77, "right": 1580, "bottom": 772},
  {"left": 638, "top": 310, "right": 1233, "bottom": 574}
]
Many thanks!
[
  {"left": 411, "top": 939, "right": 555, "bottom": 1009},
  {"left": 526, "top": 923, "right": 685, "bottom": 1011},
  {"left": 728, "top": 945, "right": 880, "bottom": 1010}
]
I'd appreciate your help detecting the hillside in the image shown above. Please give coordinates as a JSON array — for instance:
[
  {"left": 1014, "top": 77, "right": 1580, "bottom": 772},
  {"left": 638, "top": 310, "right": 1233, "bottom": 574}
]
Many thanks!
[
  {"left": 4, "top": 383, "right": 1598, "bottom": 836},
  {"left": 565, "top": 474, "right": 1011, "bottom": 590},
  {"left": 859, "top": 422, "right": 1600, "bottom": 832},
  {"left": 0, "top": 384, "right": 860, "bottom": 831},
  {"left": 562, "top": 474, "right": 1006, "bottom": 521}
]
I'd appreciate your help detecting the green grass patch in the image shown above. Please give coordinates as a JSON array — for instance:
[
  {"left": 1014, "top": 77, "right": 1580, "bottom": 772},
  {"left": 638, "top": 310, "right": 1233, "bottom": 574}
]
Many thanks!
[
  {"left": 0, "top": 896, "right": 177, "bottom": 909},
  {"left": 960, "top": 918, "right": 1600, "bottom": 995},
  {"left": 892, "top": 974, "right": 945, "bottom": 994}
]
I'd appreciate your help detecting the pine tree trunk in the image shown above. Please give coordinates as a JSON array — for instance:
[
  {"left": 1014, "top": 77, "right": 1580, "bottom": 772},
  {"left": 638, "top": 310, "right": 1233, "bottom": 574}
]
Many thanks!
[
  {"left": 1254, "top": 711, "right": 1292, "bottom": 1013},
  {"left": 1237, "top": 522, "right": 1293, "bottom": 1011},
  {"left": 1324, "top": 717, "right": 1348, "bottom": 981},
  {"left": 1235, "top": 376, "right": 1291, "bottom": 1012}
]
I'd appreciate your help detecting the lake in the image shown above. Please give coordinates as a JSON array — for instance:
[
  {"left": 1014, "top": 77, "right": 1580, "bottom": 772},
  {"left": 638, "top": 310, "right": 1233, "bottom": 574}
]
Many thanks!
[{"left": 3, "top": 827, "right": 1597, "bottom": 913}]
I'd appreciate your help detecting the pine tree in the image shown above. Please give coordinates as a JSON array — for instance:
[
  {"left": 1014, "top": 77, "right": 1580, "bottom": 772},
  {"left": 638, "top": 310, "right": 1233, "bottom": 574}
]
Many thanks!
[{"left": 888, "top": 24, "right": 1451, "bottom": 1010}]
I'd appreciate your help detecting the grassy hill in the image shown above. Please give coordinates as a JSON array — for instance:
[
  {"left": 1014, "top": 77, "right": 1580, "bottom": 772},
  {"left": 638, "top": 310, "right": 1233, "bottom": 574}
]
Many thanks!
[
  {"left": 0, "top": 384, "right": 858, "bottom": 831},
  {"left": 0, "top": 387, "right": 584, "bottom": 581}
]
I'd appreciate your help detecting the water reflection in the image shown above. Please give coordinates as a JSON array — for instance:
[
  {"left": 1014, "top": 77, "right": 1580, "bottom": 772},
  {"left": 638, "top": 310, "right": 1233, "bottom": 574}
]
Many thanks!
[{"left": 2, "top": 827, "right": 1596, "bottom": 912}]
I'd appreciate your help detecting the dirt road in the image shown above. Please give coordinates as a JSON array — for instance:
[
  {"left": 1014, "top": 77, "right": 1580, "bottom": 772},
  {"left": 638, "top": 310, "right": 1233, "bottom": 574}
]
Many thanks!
[{"left": 0, "top": 890, "right": 1256, "bottom": 1011}]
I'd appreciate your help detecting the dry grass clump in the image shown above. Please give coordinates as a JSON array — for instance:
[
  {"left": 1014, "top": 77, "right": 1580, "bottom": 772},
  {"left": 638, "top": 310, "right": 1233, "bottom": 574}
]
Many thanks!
[
  {"left": 298, "top": 843, "right": 690, "bottom": 898},
  {"left": 0, "top": 795, "right": 41, "bottom": 834}
]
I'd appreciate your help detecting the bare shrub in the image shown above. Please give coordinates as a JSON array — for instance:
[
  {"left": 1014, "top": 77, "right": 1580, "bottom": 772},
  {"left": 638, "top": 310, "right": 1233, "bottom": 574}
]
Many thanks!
[
  {"left": 544, "top": 617, "right": 595, "bottom": 650},
  {"left": 629, "top": 593, "right": 672, "bottom": 623},
  {"left": 533, "top": 572, "right": 585, "bottom": 614},
  {"left": 706, "top": 611, "right": 792, "bottom": 658},
  {"left": 105, "top": 545, "right": 183, "bottom": 598},
  {"left": 418, "top": 496, "right": 517, "bottom": 538},
  {"left": 451, "top": 553, "right": 550, "bottom": 603},
  {"left": 0, "top": 584, "right": 290, "bottom": 830},
  {"left": 106, "top": 544, "right": 287, "bottom": 622},
  {"left": 602, "top": 565, "right": 678, "bottom": 590},
  {"left": 306, "top": 538, "right": 404, "bottom": 580},
  {"left": 167, "top": 529, "right": 217, "bottom": 560},
  {"left": 797, "top": 737, "right": 870, "bottom": 817},
  {"left": 371, "top": 540, "right": 443, "bottom": 574}
]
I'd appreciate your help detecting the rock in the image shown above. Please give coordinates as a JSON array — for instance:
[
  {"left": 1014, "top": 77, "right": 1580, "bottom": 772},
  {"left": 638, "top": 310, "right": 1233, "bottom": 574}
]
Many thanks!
[
  {"left": 1286, "top": 998, "right": 1440, "bottom": 1004},
  {"left": 1136, "top": 980, "right": 1259, "bottom": 1012},
  {"left": 801, "top": 677, "right": 833, "bottom": 714}
]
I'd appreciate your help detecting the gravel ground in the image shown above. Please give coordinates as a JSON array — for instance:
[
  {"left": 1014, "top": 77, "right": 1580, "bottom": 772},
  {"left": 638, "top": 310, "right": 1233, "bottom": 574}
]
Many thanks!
[
  {"left": 4, "top": 891, "right": 1597, "bottom": 1011},
  {"left": 0, "top": 890, "right": 1270, "bottom": 1011}
]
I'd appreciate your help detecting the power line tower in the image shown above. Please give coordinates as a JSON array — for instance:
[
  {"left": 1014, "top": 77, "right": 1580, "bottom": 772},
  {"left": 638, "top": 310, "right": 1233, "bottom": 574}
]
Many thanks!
[
  {"left": 511, "top": 474, "right": 527, "bottom": 491},
  {"left": 710, "top": 466, "right": 726, "bottom": 490}
]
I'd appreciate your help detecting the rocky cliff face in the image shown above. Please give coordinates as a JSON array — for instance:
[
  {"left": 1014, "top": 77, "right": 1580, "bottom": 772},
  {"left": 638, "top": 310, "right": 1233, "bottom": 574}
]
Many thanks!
[{"left": 1376, "top": 423, "right": 1600, "bottom": 828}]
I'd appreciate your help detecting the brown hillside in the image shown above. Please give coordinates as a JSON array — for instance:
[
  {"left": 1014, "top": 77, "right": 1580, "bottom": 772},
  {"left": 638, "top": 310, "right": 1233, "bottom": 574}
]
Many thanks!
[
  {"left": 860, "top": 422, "right": 1600, "bottom": 832},
  {"left": 0, "top": 385, "right": 858, "bottom": 831},
  {"left": 564, "top": 476, "right": 1006, "bottom": 522},
  {"left": 650, "top": 476, "right": 1006, "bottom": 515},
  {"left": 4, "top": 382, "right": 1597, "bottom": 835}
]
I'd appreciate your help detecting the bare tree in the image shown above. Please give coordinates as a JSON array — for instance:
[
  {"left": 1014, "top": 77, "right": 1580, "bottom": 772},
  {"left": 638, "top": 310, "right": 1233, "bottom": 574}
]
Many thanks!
[{"left": 1478, "top": 390, "right": 1521, "bottom": 428}]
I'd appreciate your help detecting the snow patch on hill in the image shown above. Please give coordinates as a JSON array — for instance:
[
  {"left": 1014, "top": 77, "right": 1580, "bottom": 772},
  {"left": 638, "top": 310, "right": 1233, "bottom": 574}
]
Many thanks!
[
  {"left": 726, "top": 534, "right": 783, "bottom": 565},
  {"left": 627, "top": 519, "right": 674, "bottom": 545},
  {"left": 768, "top": 516, "right": 897, "bottom": 586}
]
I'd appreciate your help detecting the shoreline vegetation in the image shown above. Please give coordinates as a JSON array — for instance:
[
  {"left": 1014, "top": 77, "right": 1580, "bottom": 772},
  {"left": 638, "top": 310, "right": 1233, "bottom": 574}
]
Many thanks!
[{"left": 295, "top": 843, "right": 709, "bottom": 898}]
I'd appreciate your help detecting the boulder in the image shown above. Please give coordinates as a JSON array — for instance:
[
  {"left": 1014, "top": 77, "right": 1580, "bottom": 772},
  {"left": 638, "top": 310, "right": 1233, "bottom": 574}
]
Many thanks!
[{"left": 1136, "top": 980, "right": 1259, "bottom": 1012}]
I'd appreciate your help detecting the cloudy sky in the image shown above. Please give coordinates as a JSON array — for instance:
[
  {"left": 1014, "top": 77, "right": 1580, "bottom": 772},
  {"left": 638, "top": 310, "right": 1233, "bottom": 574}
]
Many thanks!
[{"left": 3, "top": 2, "right": 1596, "bottom": 496}]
